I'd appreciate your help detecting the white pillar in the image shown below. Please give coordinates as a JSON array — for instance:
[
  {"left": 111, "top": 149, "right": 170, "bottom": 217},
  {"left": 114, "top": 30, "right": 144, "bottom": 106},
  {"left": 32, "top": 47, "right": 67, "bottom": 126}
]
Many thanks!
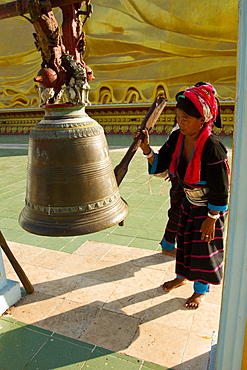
[
  {"left": 215, "top": 1, "right": 247, "bottom": 369},
  {"left": 0, "top": 247, "right": 7, "bottom": 290},
  {"left": 0, "top": 247, "right": 21, "bottom": 315}
]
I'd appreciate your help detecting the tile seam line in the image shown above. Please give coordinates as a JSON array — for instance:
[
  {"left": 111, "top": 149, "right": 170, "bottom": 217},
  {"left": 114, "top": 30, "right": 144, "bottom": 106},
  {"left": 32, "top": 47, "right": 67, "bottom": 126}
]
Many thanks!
[{"left": 21, "top": 335, "right": 51, "bottom": 370}]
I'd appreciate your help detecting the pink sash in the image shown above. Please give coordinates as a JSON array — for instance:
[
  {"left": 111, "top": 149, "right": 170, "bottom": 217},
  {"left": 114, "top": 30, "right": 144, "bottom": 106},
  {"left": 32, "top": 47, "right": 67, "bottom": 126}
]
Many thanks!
[{"left": 169, "top": 125, "right": 211, "bottom": 184}]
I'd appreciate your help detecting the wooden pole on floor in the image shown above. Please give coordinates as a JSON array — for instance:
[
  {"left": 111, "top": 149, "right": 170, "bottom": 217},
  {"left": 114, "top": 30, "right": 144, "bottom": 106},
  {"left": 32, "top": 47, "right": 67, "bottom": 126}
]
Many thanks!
[{"left": 0, "top": 231, "right": 34, "bottom": 294}]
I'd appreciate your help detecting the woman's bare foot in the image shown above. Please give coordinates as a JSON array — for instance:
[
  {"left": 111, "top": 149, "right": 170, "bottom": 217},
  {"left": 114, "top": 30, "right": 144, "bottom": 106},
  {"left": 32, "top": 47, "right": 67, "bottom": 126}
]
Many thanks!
[
  {"left": 162, "top": 278, "right": 186, "bottom": 292},
  {"left": 162, "top": 249, "right": 176, "bottom": 258},
  {"left": 184, "top": 292, "right": 205, "bottom": 309}
]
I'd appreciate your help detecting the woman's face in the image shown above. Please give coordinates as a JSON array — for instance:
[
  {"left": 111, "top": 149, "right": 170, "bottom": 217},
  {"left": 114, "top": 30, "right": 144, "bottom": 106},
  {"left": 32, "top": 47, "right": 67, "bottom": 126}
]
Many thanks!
[{"left": 176, "top": 108, "right": 204, "bottom": 138}]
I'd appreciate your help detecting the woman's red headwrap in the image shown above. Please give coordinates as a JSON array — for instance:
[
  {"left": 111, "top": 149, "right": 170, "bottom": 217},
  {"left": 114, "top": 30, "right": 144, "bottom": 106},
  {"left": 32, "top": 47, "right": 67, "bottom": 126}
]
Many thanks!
[{"left": 176, "top": 82, "right": 221, "bottom": 127}]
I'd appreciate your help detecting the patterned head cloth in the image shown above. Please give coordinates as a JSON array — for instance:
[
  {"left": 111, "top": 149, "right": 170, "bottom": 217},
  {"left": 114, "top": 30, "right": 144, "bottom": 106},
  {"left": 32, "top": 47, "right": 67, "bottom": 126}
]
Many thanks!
[
  {"left": 169, "top": 82, "right": 222, "bottom": 184},
  {"left": 176, "top": 82, "right": 221, "bottom": 127}
]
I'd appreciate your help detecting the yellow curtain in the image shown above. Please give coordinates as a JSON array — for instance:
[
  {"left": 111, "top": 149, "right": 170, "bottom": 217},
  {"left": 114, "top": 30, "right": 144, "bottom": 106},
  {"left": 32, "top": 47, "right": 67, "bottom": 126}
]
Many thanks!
[{"left": 0, "top": 0, "right": 238, "bottom": 108}]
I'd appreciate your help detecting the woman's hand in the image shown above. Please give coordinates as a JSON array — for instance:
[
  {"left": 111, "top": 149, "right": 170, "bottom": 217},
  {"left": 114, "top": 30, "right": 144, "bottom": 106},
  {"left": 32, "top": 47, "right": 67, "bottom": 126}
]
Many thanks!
[
  {"left": 200, "top": 217, "right": 217, "bottom": 243},
  {"left": 133, "top": 129, "right": 150, "bottom": 152}
]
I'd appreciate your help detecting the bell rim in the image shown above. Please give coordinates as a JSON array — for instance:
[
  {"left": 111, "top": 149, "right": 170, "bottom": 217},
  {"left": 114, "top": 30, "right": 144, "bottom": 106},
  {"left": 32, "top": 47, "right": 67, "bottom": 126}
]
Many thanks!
[{"left": 19, "top": 198, "right": 129, "bottom": 237}]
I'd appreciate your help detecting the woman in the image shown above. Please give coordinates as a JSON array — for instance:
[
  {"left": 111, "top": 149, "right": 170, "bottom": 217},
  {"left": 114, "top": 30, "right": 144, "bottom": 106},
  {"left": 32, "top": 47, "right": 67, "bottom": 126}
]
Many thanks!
[{"left": 137, "top": 82, "right": 229, "bottom": 309}]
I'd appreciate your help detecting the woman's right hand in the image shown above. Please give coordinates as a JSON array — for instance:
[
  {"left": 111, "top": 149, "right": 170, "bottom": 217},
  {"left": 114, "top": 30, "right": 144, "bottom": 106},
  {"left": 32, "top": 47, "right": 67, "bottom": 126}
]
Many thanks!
[{"left": 133, "top": 129, "right": 150, "bottom": 152}]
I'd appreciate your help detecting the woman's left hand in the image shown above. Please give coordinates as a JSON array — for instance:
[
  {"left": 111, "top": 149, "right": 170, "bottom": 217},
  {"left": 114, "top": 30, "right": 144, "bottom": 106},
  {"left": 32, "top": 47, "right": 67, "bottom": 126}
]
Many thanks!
[{"left": 200, "top": 217, "right": 217, "bottom": 243}]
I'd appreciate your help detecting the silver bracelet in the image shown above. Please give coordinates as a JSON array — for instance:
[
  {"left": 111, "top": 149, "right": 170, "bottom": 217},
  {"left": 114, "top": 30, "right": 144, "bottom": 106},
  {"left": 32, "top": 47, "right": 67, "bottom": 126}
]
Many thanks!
[
  {"left": 143, "top": 148, "right": 154, "bottom": 158},
  {"left": 207, "top": 211, "right": 220, "bottom": 220}
]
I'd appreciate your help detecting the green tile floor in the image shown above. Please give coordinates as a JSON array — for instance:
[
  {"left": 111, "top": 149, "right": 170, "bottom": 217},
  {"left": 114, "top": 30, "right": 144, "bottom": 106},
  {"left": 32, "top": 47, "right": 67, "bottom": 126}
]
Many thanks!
[
  {"left": 0, "top": 316, "right": 166, "bottom": 370},
  {"left": 0, "top": 133, "right": 232, "bottom": 370}
]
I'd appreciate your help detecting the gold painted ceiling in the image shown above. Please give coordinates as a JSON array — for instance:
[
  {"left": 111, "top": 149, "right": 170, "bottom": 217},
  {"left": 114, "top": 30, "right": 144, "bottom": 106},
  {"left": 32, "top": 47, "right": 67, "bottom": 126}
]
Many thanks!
[{"left": 0, "top": 0, "right": 238, "bottom": 108}]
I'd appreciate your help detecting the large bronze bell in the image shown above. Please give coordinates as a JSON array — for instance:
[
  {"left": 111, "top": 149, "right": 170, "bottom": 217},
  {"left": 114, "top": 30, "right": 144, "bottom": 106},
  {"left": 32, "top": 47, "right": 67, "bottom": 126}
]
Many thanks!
[{"left": 19, "top": 104, "right": 128, "bottom": 236}]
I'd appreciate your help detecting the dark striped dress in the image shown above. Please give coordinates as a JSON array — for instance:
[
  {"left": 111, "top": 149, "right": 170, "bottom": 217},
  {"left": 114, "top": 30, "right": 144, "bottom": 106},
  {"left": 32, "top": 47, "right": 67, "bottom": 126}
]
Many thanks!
[
  {"left": 161, "top": 175, "right": 184, "bottom": 246},
  {"left": 176, "top": 197, "right": 227, "bottom": 284},
  {"left": 149, "top": 129, "right": 229, "bottom": 285}
]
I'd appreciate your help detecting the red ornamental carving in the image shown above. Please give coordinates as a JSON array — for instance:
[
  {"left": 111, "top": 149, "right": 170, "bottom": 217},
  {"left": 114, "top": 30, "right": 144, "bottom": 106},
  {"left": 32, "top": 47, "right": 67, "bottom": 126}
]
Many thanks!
[{"left": 1, "top": 0, "right": 93, "bottom": 106}]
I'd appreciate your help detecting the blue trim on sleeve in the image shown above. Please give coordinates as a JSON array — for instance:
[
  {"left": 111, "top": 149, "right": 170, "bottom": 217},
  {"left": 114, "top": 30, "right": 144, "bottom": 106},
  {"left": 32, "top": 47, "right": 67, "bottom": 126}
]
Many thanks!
[
  {"left": 208, "top": 203, "right": 228, "bottom": 211},
  {"left": 148, "top": 153, "right": 158, "bottom": 174},
  {"left": 184, "top": 180, "right": 207, "bottom": 186}
]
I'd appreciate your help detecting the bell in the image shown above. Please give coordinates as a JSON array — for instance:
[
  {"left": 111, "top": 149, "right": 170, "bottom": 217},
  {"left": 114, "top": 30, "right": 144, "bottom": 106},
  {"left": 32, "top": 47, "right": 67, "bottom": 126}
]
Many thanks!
[{"left": 19, "top": 104, "right": 128, "bottom": 236}]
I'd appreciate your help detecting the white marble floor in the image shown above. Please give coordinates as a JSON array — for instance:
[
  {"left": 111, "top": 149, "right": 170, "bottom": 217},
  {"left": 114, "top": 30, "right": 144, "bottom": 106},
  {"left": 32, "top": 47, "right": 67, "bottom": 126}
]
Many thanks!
[{"left": 2, "top": 240, "right": 222, "bottom": 369}]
